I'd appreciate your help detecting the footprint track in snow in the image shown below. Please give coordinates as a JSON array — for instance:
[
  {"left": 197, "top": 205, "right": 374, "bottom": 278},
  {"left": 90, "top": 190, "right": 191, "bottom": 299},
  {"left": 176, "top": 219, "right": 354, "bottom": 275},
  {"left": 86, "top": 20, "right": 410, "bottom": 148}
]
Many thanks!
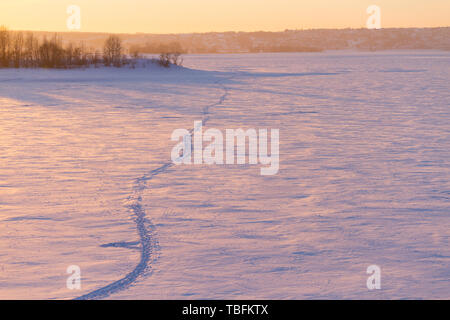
[{"left": 75, "top": 77, "right": 231, "bottom": 300}]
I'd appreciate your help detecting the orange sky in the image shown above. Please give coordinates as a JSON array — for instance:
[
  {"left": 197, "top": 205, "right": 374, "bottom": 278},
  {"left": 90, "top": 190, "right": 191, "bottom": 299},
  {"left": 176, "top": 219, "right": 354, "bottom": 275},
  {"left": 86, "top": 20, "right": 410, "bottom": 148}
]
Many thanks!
[{"left": 0, "top": 0, "right": 449, "bottom": 33}]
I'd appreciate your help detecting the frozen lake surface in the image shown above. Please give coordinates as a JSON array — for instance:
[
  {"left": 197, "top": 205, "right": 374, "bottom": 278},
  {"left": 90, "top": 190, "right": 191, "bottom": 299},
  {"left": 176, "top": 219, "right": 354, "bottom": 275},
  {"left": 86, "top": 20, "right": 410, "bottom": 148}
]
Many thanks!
[{"left": 0, "top": 51, "right": 449, "bottom": 299}]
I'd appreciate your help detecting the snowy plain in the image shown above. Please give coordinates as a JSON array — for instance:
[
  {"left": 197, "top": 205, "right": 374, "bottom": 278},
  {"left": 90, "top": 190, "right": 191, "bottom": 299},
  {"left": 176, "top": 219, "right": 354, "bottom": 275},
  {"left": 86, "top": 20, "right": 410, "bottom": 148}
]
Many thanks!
[{"left": 0, "top": 51, "right": 449, "bottom": 299}]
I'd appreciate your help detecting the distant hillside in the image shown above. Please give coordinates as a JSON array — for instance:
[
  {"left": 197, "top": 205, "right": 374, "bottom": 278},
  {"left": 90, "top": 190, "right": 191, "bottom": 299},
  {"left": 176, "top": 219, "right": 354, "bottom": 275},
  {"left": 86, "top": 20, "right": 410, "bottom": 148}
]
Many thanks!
[{"left": 23, "top": 27, "right": 450, "bottom": 54}]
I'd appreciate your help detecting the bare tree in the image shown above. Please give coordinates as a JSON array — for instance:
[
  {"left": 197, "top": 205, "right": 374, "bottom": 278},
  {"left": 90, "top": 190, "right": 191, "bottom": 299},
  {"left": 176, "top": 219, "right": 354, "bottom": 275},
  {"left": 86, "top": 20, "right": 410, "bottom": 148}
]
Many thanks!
[
  {"left": 0, "top": 26, "right": 11, "bottom": 67},
  {"left": 38, "top": 34, "right": 65, "bottom": 68},
  {"left": 79, "top": 42, "right": 88, "bottom": 66},
  {"left": 24, "top": 32, "right": 38, "bottom": 67},
  {"left": 103, "top": 35, "right": 122, "bottom": 67},
  {"left": 92, "top": 50, "right": 101, "bottom": 67},
  {"left": 11, "top": 32, "right": 24, "bottom": 68},
  {"left": 65, "top": 42, "right": 74, "bottom": 66}
]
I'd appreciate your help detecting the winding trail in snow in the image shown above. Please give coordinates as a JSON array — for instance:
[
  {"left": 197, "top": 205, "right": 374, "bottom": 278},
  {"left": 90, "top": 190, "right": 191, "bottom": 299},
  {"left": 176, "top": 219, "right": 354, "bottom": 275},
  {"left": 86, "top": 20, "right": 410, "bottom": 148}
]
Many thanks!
[{"left": 75, "top": 76, "right": 231, "bottom": 300}]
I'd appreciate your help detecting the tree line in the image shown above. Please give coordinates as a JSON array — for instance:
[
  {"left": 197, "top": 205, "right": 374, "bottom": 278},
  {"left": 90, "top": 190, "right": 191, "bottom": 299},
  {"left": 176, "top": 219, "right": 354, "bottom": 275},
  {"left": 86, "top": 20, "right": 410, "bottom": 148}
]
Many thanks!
[{"left": 0, "top": 26, "right": 183, "bottom": 69}]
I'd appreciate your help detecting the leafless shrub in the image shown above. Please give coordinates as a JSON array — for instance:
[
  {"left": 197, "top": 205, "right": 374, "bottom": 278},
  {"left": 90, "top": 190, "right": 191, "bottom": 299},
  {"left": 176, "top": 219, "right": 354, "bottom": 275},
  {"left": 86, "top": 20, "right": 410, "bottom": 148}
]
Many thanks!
[
  {"left": 169, "top": 52, "right": 183, "bottom": 66},
  {"left": 158, "top": 52, "right": 183, "bottom": 68},
  {"left": 158, "top": 53, "right": 171, "bottom": 68}
]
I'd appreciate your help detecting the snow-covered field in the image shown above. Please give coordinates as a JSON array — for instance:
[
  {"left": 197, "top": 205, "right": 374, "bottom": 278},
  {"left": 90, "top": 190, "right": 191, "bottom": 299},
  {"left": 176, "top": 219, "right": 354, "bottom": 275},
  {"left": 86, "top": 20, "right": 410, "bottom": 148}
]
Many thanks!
[{"left": 0, "top": 51, "right": 449, "bottom": 299}]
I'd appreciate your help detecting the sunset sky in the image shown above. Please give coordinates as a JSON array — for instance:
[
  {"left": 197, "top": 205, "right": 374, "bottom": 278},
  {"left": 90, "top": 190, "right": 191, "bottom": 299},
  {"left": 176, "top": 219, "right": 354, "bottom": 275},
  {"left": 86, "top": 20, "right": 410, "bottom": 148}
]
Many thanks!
[{"left": 0, "top": 0, "right": 449, "bottom": 34}]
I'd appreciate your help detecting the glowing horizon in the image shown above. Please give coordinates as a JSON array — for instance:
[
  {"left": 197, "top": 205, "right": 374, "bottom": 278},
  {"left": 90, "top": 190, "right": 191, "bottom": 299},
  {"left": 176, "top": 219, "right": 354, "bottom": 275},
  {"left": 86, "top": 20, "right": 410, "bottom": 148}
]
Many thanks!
[{"left": 0, "top": 0, "right": 449, "bottom": 34}]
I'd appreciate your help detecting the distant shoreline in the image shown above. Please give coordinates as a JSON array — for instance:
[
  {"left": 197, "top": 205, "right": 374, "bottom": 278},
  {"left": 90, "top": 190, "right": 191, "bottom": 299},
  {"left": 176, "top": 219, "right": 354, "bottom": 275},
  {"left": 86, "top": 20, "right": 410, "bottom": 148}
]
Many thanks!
[
  {"left": 2, "top": 27, "right": 448, "bottom": 54},
  {"left": 8, "top": 26, "right": 450, "bottom": 36}
]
